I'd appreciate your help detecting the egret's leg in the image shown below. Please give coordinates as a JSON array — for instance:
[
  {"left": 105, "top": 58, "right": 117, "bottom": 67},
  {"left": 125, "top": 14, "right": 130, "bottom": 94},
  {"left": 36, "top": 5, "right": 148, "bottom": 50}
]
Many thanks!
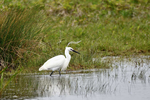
[
  {"left": 59, "top": 70, "right": 61, "bottom": 76},
  {"left": 50, "top": 71, "right": 54, "bottom": 76}
]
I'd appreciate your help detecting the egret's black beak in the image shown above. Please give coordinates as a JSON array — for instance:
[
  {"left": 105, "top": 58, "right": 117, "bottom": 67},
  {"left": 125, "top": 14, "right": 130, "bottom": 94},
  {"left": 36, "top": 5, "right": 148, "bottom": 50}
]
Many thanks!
[{"left": 72, "top": 50, "right": 80, "bottom": 54}]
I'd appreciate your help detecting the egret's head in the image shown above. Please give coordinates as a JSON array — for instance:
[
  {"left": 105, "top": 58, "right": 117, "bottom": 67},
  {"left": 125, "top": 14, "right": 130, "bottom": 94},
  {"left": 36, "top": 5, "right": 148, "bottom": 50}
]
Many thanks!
[{"left": 66, "top": 47, "right": 80, "bottom": 54}]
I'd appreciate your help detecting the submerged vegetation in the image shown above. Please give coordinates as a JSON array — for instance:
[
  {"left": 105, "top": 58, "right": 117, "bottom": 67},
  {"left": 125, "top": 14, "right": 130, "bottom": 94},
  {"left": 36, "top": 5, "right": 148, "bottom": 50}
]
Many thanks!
[{"left": 0, "top": 0, "right": 150, "bottom": 72}]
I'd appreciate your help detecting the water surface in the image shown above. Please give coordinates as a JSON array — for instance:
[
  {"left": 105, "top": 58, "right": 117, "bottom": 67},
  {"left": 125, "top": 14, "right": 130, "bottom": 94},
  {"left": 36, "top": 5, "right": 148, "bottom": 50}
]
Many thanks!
[{"left": 1, "top": 56, "right": 150, "bottom": 100}]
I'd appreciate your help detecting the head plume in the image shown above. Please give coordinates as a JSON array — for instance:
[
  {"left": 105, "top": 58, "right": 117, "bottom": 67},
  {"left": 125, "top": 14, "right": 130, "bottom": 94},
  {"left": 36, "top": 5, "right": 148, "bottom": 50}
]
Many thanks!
[{"left": 67, "top": 40, "right": 81, "bottom": 47}]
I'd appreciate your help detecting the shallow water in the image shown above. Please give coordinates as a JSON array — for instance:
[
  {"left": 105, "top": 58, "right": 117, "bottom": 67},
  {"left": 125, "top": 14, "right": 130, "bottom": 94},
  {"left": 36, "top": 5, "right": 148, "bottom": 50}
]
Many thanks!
[{"left": 1, "top": 56, "right": 150, "bottom": 100}]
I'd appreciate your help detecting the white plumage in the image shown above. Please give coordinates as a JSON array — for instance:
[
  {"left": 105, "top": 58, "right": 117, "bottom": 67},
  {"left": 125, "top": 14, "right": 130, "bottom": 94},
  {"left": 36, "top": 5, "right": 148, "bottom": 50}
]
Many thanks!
[{"left": 39, "top": 47, "right": 80, "bottom": 76}]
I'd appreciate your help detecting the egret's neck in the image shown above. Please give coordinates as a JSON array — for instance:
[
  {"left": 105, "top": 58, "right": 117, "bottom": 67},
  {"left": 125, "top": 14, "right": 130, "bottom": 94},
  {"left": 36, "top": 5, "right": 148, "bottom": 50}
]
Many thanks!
[{"left": 65, "top": 50, "right": 71, "bottom": 61}]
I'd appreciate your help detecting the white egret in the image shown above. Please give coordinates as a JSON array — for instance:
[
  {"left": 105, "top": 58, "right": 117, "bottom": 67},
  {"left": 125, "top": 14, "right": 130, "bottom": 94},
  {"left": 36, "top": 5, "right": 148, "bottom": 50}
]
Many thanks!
[{"left": 39, "top": 47, "right": 80, "bottom": 76}]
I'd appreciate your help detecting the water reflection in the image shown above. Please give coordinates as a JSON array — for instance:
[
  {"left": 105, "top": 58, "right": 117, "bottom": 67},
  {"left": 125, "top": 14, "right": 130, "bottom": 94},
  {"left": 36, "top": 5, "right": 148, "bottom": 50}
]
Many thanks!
[
  {"left": 37, "top": 71, "right": 121, "bottom": 97},
  {"left": 1, "top": 56, "right": 150, "bottom": 100}
]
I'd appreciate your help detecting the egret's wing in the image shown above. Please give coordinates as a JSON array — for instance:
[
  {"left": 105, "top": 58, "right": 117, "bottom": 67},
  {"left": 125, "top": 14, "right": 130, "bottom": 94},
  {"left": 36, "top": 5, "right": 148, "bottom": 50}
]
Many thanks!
[{"left": 41, "top": 55, "right": 65, "bottom": 71}]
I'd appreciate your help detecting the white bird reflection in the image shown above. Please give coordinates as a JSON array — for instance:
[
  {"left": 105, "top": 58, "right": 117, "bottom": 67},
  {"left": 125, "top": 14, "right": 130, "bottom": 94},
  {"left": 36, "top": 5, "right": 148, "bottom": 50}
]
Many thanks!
[{"left": 37, "top": 56, "right": 150, "bottom": 98}]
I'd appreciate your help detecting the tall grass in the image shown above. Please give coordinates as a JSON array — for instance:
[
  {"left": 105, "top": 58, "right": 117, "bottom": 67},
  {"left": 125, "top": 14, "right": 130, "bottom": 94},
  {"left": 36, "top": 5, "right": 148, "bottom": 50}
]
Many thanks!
[
  {"left": 0, "top": 7, "right": 46, "bottom": 71},
  {"left": 0, "top": 6, "right": 47, "bottom": 93},
  {"left": 0, "top": 67, "right": 20, "bottom": 95}
]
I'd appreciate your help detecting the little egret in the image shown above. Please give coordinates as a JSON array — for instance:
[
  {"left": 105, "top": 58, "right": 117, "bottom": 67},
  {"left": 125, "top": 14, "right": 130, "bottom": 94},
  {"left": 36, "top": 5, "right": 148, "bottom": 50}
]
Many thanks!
[{"left": 39, "top": 47, "right": 80, "bottom": 76}]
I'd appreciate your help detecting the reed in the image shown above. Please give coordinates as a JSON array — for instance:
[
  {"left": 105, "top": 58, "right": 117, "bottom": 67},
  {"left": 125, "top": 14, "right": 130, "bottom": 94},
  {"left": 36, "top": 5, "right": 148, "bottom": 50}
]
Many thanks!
[{"left": 0, "top": 6, "right": 45, "bottom": 70}]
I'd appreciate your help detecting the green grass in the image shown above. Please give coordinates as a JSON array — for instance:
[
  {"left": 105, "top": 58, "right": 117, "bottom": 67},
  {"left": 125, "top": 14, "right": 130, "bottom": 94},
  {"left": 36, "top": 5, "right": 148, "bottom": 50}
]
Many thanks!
[
  {"left": 0, "top": 0, "right": 150, "bottom": 73},
  {"left": 0, "top": 66, "right": 21, "bottom": 95}
]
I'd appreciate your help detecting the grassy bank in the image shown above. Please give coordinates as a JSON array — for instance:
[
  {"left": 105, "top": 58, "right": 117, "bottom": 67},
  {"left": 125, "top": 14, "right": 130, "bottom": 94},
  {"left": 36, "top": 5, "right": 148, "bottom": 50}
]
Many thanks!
[{"left": 0, "top": 0, "right": 150, "bottom": 73}]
